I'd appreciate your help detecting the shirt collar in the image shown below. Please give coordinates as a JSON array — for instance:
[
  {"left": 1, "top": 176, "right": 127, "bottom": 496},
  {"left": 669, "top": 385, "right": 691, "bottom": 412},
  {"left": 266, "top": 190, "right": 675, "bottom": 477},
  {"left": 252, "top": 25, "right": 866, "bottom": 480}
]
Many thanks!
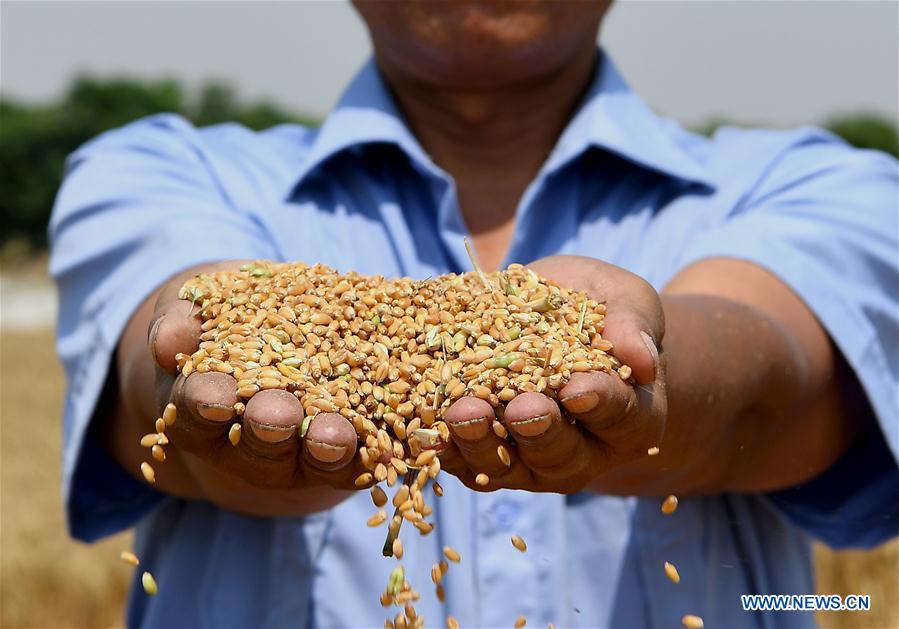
[
  {"left": 284, "top": 58, "right": 444, "bottom": 199},
  {"left": 285, "top": 51, "right": 714, "bottom": 200}
]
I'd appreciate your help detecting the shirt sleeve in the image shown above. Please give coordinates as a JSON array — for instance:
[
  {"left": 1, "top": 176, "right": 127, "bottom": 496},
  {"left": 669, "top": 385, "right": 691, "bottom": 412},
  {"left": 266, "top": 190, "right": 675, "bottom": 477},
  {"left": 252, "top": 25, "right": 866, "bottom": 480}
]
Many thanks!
[
  {"left": 50, "top": 114, "right": 277, "bottom": 542},
  {"left": 677, "top": 130, "right": 899, "bottom": 549}
]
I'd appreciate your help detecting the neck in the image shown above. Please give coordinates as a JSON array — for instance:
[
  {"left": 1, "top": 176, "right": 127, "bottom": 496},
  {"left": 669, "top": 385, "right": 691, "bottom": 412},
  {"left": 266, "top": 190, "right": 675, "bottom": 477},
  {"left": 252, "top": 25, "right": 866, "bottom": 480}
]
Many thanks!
[{"left": 377, "top": 46, "right": 597, "bottom": 270}]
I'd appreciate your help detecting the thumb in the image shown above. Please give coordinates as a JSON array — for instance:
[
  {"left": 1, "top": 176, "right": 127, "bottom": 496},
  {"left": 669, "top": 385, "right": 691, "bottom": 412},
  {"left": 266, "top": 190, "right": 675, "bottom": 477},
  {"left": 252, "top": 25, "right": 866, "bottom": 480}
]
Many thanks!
[
  {"left": 601, "top": 309, "right": 662, "bottom": 385},
  {"left": 149, "top": 299, "right": 202, "bottom": 374}
]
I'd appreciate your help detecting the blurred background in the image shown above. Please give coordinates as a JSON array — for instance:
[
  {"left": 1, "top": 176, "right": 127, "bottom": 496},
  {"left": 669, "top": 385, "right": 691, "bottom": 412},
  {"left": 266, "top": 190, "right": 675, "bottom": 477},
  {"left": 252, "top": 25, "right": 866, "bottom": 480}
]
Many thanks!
[{"left": 1, "top": 1, "right": 896, "bottom": 627}]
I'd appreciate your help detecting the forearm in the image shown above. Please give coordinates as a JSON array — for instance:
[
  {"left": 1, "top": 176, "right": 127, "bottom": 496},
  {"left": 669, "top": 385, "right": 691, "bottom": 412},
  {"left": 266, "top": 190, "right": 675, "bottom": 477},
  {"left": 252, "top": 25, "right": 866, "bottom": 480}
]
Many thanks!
[{"left": 593, "top": 293, "right": 859, "bottom": 496}]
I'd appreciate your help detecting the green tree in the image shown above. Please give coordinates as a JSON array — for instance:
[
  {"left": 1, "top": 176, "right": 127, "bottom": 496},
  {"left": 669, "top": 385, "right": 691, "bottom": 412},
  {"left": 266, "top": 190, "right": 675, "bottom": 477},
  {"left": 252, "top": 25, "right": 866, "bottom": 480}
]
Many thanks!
[
  {"left": 826, "top": 113, "right": 898, "bottom": 159},
  {"left": 0, "top": 77, "right": 310, "bottom": 249}
]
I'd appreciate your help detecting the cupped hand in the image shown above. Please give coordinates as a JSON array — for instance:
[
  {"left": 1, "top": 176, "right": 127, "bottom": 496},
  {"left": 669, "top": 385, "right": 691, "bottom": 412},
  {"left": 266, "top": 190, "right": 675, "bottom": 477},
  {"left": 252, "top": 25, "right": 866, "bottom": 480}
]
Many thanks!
[
  {"left": 435, "top": 255, "right": 667, "bottom": 493},
  {"left": 147, "top": 264, "right": 370, "bottom": 495}
]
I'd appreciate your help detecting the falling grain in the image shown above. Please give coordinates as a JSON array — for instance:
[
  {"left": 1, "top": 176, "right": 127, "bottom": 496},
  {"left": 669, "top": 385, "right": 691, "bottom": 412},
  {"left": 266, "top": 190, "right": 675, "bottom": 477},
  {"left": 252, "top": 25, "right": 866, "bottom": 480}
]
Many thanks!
[
  {"left": 497, "top": 445, "right": 511, "bottom": 466},
  {"left": 682, "top": 615, "right": 704, "bottom": 628},
  {"left": 162, "top": 403, "right": 177, "bottom": 425},
  {"left": 371, "top": 485, "right": 388, "bottom": 508},
  {"left": 662, "top": 495, "right": 678, "bottom": 515},
  {"left": 664, "top": 561, "right": 681, "bottom": 584},
  {"left": 140, "top": 462, "right": 156, "bottom": 484},
  {"left": 228, "top": 423, "right": 242, "bottom": 446},
  {"left": 120, "top": 551, "right": 140, "bottom": 567},
  {"left": 141, "top": 571, "right": 158, "bottom": 596},
  {"left": 443, "top": 546, "right": 461, "bottom": 563},
  {"left": 511, "top": 534, "right": 527, "bottom": 552}
]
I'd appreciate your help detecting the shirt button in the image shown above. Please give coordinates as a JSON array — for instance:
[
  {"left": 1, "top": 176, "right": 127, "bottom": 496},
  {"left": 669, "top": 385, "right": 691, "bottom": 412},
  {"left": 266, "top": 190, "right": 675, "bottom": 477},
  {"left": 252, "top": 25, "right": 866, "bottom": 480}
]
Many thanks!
[{"left": 491, "top": 499, "right": 521, "bottom": 529}]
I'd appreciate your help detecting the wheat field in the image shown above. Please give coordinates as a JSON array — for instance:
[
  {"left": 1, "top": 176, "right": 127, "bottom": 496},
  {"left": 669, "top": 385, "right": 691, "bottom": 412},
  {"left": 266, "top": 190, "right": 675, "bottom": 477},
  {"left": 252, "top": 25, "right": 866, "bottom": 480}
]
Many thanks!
[{"left": 1, "top": 327, "right": 896, "bottom": 628}]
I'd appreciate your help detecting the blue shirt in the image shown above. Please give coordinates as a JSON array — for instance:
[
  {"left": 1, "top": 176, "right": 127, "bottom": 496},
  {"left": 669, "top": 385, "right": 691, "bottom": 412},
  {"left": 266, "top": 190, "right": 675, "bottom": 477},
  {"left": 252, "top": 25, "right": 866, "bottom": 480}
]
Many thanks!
[{"left": 51, "top": 53, "right": 899, "bottom": 628}]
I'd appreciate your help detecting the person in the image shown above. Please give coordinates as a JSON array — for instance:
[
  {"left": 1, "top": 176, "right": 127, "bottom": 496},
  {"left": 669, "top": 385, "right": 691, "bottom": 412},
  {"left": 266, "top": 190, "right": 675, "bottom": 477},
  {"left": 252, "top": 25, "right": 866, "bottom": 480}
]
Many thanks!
[{"left": 51, "top": 1, "right": 898, "bottom": 627}]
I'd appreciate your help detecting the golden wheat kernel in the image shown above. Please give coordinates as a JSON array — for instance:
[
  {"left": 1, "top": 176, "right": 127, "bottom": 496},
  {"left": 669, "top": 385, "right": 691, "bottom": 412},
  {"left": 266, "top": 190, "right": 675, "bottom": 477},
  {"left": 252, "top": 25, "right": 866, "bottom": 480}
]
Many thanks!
[
  {"left": 433, "top": 481, "right": 444, "bottom": 497},
  {"left": 515, "top": 616, "right": 527, "bottom": 628},
  {"left": 475, "top": 473, "right": 490, "bottom": 487},
  {"left": 354, "top": 472, "right": 373, "bottom": 487},
  {"left": 415, "top": 449, "right": 437, "bottom": 466},
  {"left": 140, "top": 433, "right": 159, "bottom": 448},
  {"left": 387, "top": 465, "right": 399, "bottom": 486},
  {"left": 445, "top": 617, "right": 459, "bottom": 629},
  {"left": 228, "top": 423, "right": 242, "bottom": 446},
  {"left": 154, "top": 418, "right": 166, "bottom": 434},
  {"left": 163, "top": 403, "right": 177, "bottom": 425},
  {"left": 393, "top": 485, "right": 410, "bottom": 507},
  {"left": 647, "top": 446, "right": 660, "bottom": 456},
  {"left": 238, "top": 384, "right": 260, "bottom": 398},
  {"left": 662, "top": 495, "right": 678, "bottom": 515},
  {"left": 120, "top": 551, "right": 140, "bottom": 567},
  {"left": 415, "top": 520, "right": 434, "bottom": 535},
  {"left": 151, "top": 444, "right": 166, "bottom": 462},
  {"left": 140, "top": 462, "right": 156, "bottom": 484},
  {"left": 664, "top": 561, "right": 681, "bottom": 584},
  {"left": 367, "top": 510, "right": 388, "bottom": 527},
  {"left": 392, "top": 538, "right": 404, "bottom": 559},
  {"left": 511, "top": 534, "right": 527, "bottom": 552},
  {"left": 371, "top": 485, "right": 388, "bottom": 508},
  {"left": 618, "top": 365, "right": 632, "bottom": 381},
  {"left": 497, "top": 445, "right": 511, "bottom": 466},
  {"left": 141, "top": 571, "right": 158, "bottom": 596},
  {"left": 443, "top": 546, "right": 461, "bottom": 563},
  {"left": 682, "top": 615, "right": 704, "bottom": 628},
  {"left": 428, "top": 457, "right": 441, "bottom": 479},
  {"left": 492, "top": 420, "right": 508, "bottom": 439}
]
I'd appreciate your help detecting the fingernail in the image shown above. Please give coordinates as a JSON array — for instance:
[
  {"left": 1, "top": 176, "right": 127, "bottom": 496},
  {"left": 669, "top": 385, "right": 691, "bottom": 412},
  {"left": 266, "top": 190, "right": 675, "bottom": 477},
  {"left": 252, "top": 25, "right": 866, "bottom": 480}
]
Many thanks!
[
  {"left": 509, "top": 413, "right": 552, "bottom": 437},
  {"left": 196, "top": 402, "right": 234, "bottom": 422},
  {"left": 560, "top": 391, "right": 599, "bottom": 414},
  {"left": 640, "top": 331, "right": 659, "bottom": 381},
  {"left": 247, "top": 420, "right": 296, "bottom": 443},
  {"left": 306, "top": 440, "right": 348, "bottom": 463},
  {"left": 447, "top": 415, "right": 489, "bottom": 440},
  {"left": 148, "top": 315, "right": 165, "bottom": 364}
]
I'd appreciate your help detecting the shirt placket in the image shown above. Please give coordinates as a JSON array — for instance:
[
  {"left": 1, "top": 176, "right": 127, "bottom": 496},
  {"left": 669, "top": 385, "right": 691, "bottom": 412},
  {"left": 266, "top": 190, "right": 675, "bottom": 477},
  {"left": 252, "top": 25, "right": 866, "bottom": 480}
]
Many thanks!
[{"left": 475, "top": 490, "right": 568, "bottom": 627}]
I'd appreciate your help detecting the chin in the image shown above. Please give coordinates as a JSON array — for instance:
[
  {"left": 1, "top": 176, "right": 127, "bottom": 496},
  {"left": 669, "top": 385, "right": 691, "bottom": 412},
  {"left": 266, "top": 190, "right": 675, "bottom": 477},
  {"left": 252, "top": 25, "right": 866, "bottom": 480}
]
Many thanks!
[{"left": 356, "top": 0, "right": 611, "bottom": 88}]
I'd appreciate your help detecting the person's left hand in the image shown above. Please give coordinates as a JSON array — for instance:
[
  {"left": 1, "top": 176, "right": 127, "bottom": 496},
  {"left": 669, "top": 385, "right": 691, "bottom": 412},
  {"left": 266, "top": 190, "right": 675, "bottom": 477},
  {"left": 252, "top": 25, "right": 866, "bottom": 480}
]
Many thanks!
[{"left": 434, "top": 255, "right": 667, "bottom": 493}]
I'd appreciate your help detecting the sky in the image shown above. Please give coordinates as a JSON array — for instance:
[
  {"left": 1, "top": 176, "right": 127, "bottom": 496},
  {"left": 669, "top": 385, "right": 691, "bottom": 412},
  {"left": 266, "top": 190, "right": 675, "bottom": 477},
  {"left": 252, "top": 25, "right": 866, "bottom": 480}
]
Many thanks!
[{"left": 1, "top": 1, "right": 897, "bottom": 128}]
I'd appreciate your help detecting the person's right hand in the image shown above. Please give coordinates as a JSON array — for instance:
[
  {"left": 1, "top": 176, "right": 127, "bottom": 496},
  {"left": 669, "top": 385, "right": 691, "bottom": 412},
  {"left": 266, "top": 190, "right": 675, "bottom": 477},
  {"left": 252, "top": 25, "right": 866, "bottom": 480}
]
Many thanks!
[{"left": 117, "top": 262, "right": 366, "bottom": 517}]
